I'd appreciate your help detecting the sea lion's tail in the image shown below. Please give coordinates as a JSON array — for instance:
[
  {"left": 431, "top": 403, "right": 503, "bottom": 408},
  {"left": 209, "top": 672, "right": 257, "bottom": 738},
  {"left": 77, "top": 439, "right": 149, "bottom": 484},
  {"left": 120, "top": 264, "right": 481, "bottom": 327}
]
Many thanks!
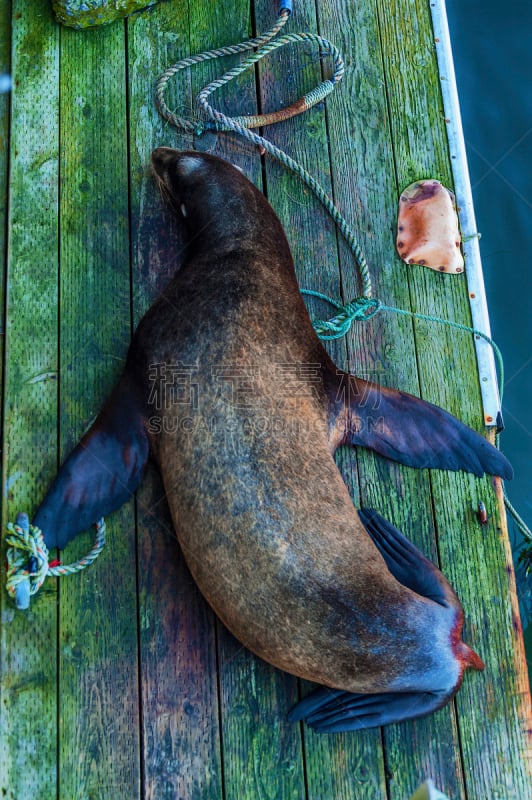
[{"left": 288, "top": 507, "right": 484, "bottom": 732}]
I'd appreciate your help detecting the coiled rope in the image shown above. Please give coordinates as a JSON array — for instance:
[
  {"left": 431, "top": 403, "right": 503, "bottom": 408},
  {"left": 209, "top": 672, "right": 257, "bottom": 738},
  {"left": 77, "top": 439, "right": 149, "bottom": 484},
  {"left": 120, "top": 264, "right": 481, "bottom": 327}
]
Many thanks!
[
  {"left": 5, "top": 512, "right": 106, "bottom": 610},
  {"left": 155, "top": 5, "right": 373, "bottom": 299}
]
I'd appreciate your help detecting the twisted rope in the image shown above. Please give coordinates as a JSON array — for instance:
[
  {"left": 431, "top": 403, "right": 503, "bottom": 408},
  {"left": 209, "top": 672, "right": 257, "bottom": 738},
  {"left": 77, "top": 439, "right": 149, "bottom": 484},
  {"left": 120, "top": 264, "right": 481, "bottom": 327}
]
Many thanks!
[
  {"left": 5, "top": 512, "right": 106, "bottom": 609},
  {"left": 300, "top": 292, "right": 383, "bottom": 339},
  {"left": 302, "top": 288, "right": 504, "bottom": 396}
]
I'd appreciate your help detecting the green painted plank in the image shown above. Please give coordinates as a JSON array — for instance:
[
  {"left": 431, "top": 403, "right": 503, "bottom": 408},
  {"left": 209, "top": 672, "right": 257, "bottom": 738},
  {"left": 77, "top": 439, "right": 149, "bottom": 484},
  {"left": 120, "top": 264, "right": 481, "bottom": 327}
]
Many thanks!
[
  {"left": 128, "top": 1, "right": 192, "bottom": 318},
  {"left": 218, "top": 633, "right": 304, "bottom": 800},
  {"left": 377, "top": 0, "right": 532, "bottom": 796},
  {"left": 316, "top": 0, "right": 470, "bottom": 796},
  {"left": 185, "top": 2, "right": 308, "bottom": 797},
  {"left": 186, "top": 0, "right": 262, "bottom": 177},
  {"left": 0, "top": 0, "right": 59, "bottom": 797},
  {"left": 58, "top": 22, "right": 140, "bottom": 799},
  {"left": 0, "top": 0, "right": 9, "bottom": 331},
  {"left": 0, "top": 0, "right": 10, "bottom": 471},
  {"left": 253, "top": 1, "right": 388, "bottom": 797},
  {"left": 128, "top": 3, "right": 224, "bottom": 797}
]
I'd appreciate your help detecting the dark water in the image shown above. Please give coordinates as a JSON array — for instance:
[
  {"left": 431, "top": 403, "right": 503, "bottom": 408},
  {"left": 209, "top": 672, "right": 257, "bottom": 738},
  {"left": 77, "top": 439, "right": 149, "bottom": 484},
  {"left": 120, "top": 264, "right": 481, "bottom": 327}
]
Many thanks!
[{"left": 446, "top": 0, "right": 532, "bottom": 673}]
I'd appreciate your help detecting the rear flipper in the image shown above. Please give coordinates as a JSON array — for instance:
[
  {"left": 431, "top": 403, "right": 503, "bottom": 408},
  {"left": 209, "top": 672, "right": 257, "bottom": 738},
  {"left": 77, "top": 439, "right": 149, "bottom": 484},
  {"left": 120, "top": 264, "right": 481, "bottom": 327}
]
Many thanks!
[
  {"left": 33, "top": 372, "right": 150, "bottom": 550},
  {"left": 325, "top": 369, "right": 513, "bottom": 479},
  {"left": 358, "top": 507, "right": 484, "bottom": 669},
  {"left": 288, "top": 686, "right": 451, "bottom": 732},
  {"left": 357, "top": 508, "right": 457, "bottom": 608}
]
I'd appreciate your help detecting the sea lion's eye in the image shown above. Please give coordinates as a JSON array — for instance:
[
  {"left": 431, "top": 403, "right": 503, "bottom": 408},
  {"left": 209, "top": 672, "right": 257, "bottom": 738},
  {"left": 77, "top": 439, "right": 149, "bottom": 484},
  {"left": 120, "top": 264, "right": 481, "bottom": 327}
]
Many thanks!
[{"left": 180, "top": 204, "right": 187, "bottom": 218}]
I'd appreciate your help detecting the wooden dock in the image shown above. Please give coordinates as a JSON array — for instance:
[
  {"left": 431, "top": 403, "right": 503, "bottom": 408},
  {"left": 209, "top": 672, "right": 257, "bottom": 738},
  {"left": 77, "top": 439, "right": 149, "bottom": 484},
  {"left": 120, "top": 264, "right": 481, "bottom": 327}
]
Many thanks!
[{"left": 1, "top": 0, "right": 531, "bottom": 797}]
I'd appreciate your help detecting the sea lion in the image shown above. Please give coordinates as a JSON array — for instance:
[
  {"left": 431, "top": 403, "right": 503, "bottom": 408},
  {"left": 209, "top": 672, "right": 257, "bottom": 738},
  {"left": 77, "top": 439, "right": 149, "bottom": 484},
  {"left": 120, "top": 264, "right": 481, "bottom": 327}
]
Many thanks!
[{"left": 33, "top": 148, "right": 511, "bottom": 731}]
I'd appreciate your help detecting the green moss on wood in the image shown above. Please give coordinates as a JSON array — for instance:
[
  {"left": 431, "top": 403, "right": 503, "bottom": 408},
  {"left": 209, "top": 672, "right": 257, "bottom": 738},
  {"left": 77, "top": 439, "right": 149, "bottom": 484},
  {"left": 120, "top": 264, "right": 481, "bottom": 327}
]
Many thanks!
[
  {"left": 53, "top": 0, "right": 159, "bottom": 30},
  {"left": 1, "top": 1, "right": 60, "bottom": 798},
  {"left": 56, "top": 20, "right": 142, "bottom": 799}
]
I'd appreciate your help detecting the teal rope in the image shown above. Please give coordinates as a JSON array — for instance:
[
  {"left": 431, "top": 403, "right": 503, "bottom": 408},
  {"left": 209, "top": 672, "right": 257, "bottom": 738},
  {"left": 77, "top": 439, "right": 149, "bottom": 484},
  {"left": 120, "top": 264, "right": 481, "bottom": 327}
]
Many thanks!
[
  {"left": 300, "top": 292, "right": 382, "bottom": 339},
  {"left": 301, "top": 288, "right": 504, "bottom": 398}
]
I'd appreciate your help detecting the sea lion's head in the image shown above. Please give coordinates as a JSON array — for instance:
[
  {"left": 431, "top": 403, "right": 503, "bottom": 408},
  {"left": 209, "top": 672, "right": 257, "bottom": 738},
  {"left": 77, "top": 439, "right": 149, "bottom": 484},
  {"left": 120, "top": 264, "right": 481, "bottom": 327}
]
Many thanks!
[{"left": 151, "top": 147, "right": 261, "bottom": 243}]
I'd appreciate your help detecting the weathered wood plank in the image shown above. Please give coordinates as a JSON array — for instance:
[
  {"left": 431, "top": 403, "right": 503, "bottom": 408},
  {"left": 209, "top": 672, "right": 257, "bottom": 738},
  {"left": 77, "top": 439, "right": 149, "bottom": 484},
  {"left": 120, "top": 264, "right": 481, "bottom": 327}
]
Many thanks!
[
  {"left": 254, "top": 1, "right": 388, "bottom": 797},
  {"left": 0, "top": 0, "right": 59, "bottom": 797},
  {"left": 218, "top": 632, "right": 305, "bottom": 800},
  {"left": 0, "top": 0, "right": 9, "bottom": 505},
  {"left": 0, "top": 0, "right": 9, "bottom": 349},
  {"left": 137, "top": 470, "right": 223, "bottom": 800},
  {"left": 377, "top": 0, "right": 532, "bottom": 796},
  {"left": 58, "top": 21, "right": 141, "bottom": 799},
  {"left": 128, "top": 3, "right": 224, "bottom": 797},
  {"left": 317, "top": 0, "right": 470, "bottom": 795},
  {"left": 184, "top": 2, "right": 309, "bottom": 797}
]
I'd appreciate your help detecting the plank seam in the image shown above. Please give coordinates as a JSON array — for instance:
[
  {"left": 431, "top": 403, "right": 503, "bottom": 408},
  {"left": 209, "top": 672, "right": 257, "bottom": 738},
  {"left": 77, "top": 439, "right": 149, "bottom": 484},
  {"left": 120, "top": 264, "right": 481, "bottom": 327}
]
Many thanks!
[
  {"left": 214, "top": 620, "right": 229, "bottom": 800},
  {"left": 124, "top": 18, "right": 145, "bottom": 800}
]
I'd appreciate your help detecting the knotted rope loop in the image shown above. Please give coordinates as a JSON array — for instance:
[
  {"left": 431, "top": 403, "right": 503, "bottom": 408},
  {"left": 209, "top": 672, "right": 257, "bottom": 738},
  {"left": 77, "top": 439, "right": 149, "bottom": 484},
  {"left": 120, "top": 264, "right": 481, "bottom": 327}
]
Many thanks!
[
  {"left": 5, "top": 512, "right": 106, "bottom": 609},
  {"left": 301, "top": 291, "right": 382, "bottom": 340},
  {"left": 5, "top": 514, "right": 49, "bottom": 605}
]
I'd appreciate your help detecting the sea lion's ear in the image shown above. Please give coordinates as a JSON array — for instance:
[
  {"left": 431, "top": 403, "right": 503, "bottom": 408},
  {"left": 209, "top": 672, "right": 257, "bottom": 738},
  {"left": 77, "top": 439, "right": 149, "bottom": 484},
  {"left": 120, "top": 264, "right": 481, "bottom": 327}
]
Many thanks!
[
  {"left": 33, "top": 373, "right": 150, "bottom": 550},
  {"left": 326, "top": 370, "right": 513, "bottom": 479}
]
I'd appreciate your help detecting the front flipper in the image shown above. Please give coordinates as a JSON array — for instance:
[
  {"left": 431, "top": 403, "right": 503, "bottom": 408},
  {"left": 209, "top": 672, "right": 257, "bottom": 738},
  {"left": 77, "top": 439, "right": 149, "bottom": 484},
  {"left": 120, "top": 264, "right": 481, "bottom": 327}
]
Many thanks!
[
  {"left": 288, "top": 686, "right": 451, "bottom": 732},
  {"left": 33, "top": 372, "right": 150, "bottom": 550},
  {"left": 325, "top": 370, "right": 513, "bottom": 479}
]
